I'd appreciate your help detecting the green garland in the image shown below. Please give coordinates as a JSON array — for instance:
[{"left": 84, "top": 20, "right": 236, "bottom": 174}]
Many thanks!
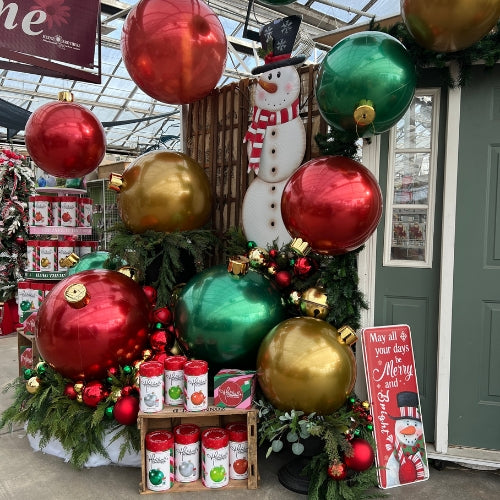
[
  {"left": 107, "top": 223, "right": 218, "bottom": 307},
  {"left": 0, "top": 363, "right": 140, "bottom": 468}
]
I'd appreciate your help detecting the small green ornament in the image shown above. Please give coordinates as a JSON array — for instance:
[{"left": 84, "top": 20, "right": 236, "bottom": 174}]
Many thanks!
[
  {"left": 23, "top": 368, "right": 33, "bottom": 380},
  {"left": 36, "top": 362, "right": 47, "bottom": 377},
  {"left": 247, "top": 240, "right": 257, "bottom": 250},
  {"left": 106, "top": 376, "right": 113, "bottom": 384},
  {"left": 105, "top": 406, "right": 114, "bottom": 419},
  {"left": 367, "top": 424, "right": 374, "bottom": 431},
  {"left": 123, "top": 365, "right": 132, "bottom": 375}
]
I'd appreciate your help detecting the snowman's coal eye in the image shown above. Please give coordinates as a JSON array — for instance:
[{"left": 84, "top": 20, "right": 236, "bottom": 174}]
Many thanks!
[
  {"left": 267, "top": 73, "right": 272, "bottom": 80},
  {"left": 277, "top": 71, "right": 281, "bottom": 78}
]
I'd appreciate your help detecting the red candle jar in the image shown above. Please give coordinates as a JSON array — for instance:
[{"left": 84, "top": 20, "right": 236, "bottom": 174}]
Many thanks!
[
  {"left": 183, "top": 359, "right": 208, "bottom": 411},
  {"left": 139, "top": 361, "right": 164, "bottom": 413},
  {"left": 226, "top": 422, "right": 248, "bottom": 480},
  {"left": 145, "top": 430, "right": 174, "bottom": 491},
  {"left": 164, "top": 355, "right": 187, "bottom": 406},
  {"left": 174, "top": 423, "right": 200, "bottom": 483},
  {"left": 201, "top": 427, "right": 229, "bottom": 488}
]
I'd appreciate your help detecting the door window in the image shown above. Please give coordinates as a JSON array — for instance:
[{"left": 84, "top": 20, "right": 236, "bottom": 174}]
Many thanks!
[{"left": 383, "top": 90, "right": 440, "bottom": 267}]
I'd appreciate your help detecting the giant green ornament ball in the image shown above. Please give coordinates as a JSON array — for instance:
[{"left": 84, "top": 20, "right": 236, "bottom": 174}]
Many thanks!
[
  {"left": 316, "top": 31, "right": 416, "bottom": 137},
  {"left": 174, "top": 265, "right": 286, "bottom": 369},
  {"left": 259, "top": 0, "right": 296, "bottom": 5},
  {"left": 66, "top": 251, "right": 125, "bottom": 276}
]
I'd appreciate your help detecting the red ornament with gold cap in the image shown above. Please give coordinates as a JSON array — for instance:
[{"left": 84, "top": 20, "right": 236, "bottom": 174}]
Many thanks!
[{"left": 25, "top": 91, "right": 106, "bottom": 179}]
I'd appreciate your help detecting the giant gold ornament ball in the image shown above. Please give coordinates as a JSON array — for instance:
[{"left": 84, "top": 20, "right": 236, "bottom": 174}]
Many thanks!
[
  {"left": 118, "top": 150, "right": 212, "bottom": 234},
  {"left": 257, "top": 317, "right": 356, "bottom": 415},
  {"left": 402, "top": 0, "right": 500, "bottom": 53}
]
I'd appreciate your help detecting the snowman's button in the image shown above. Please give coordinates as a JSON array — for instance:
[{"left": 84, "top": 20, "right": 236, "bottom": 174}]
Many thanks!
[{"left": 271, "top": 148, "right": 276, "bottom": 154}]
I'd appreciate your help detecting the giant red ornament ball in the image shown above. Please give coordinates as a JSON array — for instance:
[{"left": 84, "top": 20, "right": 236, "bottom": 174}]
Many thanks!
[
  {"left": 113, "top": 395, "right": 140, "bottom": 426},
  {"left": 25, "top": 101, "right": 106, "bottom": 178},
  {"left": 281, "top": 156, "right": 383, "bottom": 255},
  {"left": 36, "top": 270, "right": 151, "bottom": 381},
  {"left": 344, "top": 438, "right": 375, "bottom": 471},
  {"left": 121, "top": 0, "right": 227, "bottom": 105}
]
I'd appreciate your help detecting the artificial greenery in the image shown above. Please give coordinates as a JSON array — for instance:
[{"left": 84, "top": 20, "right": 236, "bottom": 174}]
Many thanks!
[
  {"left": 0, "top": 363, "right": 140, "bottom": 469},
  {"left": 107, "top": 223, "right": 218, "bottom": 307},
  {"left": 378, "top": 20, "right": 500, "bottom": 88},
  {"left": 0, "top": 148, "right": 36, "bottom": 302}
]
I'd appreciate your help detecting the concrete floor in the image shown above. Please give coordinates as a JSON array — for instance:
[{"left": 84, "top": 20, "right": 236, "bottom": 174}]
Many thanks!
[{"left": 1, "top": 332, "right": 500, "bottom": 499}]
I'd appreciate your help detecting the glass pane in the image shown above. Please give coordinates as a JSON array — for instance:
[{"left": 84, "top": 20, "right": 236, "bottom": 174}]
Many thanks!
[
  {"left": 393, "top": 152, "right": 430, "bottom": 204},
  {"left": 395, "top": 95, "right": 433, "bottom": 149},
  {"left": 391, "top": 208, "right": 427, "bottom": 261}
]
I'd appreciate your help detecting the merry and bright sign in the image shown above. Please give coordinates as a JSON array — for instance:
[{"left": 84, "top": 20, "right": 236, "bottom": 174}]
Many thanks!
[{"left": 361, "top": 324, "right": 429, "bottom": 489}]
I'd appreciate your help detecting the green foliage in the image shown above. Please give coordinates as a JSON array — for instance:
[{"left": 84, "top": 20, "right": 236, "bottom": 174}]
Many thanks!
[
  {"left": 107, "top": 223, "right": 218, "bottom": 306},
  {"left": 315, "top": 127, "right": 360, "bottom": 161},
  {"left": 374, "top": 20, "right": 500, "bottom": 88},
  {"left": 0, "top": 364, "right": 140, "bottom": 468}
]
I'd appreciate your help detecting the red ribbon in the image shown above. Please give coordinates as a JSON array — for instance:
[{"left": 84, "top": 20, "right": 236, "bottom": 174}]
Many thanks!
[{"left": 264, "top": 53, "right": 291, "bottom": 65}]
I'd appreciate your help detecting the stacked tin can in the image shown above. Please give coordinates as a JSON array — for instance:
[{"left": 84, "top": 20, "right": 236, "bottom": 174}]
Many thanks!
[
  {"left": 164, "top": 355, "right": 187, "bottom": 406},
  {"left": 173, "top": 424, "right": 200, "bottom": 483},
  {"left": 139, "top": 361, "right": 164, "bottom": 413},
  {"left": 145, "top": 430, "right": 175, "bottom": 492},
  {"left": 226, "top": 422, "right": 249, "bottom": 480},
  {"left": 201, "top": 427, "right": 229, "bottom": 488},
  {"left": 183, "top": 359, "right": 208, "bottom": 411}
]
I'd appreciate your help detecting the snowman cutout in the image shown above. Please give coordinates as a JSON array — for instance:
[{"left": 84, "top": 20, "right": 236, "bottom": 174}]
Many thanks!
[
  {"left": 242, "top": 16, "right": 306, "bottom": 248},
  {"left": 385, "top": 391, "right": 429, "bottom": 488}
]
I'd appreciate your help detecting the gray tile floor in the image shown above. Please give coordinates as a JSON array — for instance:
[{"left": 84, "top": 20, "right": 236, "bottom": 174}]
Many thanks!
[{"left": 1, "top": 332, "right": 499, "bottom": 499}]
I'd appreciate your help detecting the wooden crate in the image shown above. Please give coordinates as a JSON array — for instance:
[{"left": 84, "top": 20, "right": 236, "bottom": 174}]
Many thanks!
[
  {"left": 97, "top": 161, "right": 130, "bottom": 179},
  {"left": 138, "top": 400, "right": 258, "bottom": 494},
  {"left": 17, "top": 329, "right": 40, "bottom": 376}
]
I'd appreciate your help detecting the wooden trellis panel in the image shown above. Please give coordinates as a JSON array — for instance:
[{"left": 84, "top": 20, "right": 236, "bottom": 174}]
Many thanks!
[{"left": 185, "top": 64, "right": 328, "bottom": 246}]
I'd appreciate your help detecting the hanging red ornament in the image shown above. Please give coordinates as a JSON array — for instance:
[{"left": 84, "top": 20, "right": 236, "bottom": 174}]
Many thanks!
[
  {"left": 344, "top": 438, "right": 375, "bottom": 472},
  {"left": 282, "top": 156, "right": 383, "bottom": 255},
  {"left": 121, "top": 0, "right": 227, "bottom": 105},
  {"left": 82, "top": 381, "right": 106, "bottom": 408},
  {"left": 327, "top": 461, "right": 348, "bottom": 481},
  {"left": 121, "top": 385, "right": 133, "bottom": 396},
  {"left": 24, "top": 92, "right": 106, "bottom": 179},
  {"left": 113, "top": 395, "right": 140, "bottom": 426},
  {"left": 269, "top": 249, "right": 278, "bottom": 259},
  {"left": 153, "top": 306, "right": 173, "bottom": 325},
  {"left": 151, "top": 351, "right": 169, "bottom": 365},
  {"left": 274, "top": 270, "right": 292, "bottom": 289},
  {"left": 63, "top": 382, "right": 78, "bottom": 400},
  {"left": 142, "top": 285, "right": 157, "bottom": 305},
  {"left": 15, "top": 236, "right": 25, "bottom": 246}
]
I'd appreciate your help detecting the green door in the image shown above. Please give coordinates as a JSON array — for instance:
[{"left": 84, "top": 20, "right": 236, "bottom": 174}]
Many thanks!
[
  {"left": 373, "top": 72, "right": 447, "bottom": 443},
  {"left": 449, "top": 65, "right": 500, "bottom": 450}
]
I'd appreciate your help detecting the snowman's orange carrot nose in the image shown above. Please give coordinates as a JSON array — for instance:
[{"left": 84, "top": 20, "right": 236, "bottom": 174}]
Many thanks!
[
  {"left": 401, "top": 425, "right": 416, "bottom": 435},
  {"left": 258, "top": 78, "right": 278, "bottom": 93}
]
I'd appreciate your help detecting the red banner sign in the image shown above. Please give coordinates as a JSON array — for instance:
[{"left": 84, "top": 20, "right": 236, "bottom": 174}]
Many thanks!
[
  {"left": 361, "top": 324, "right": 429, "bottom": 489},
  {"left": 0, "top": 1, "right": 100, "bottom": 67}
]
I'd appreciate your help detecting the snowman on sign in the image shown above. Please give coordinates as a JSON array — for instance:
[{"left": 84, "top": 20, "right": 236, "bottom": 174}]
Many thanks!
[
  {"left": 385, "top": 391, "right": 429, "bottom": 488},
  {"left": 242, "top": 15, "right": 306, "bottom": 248}
]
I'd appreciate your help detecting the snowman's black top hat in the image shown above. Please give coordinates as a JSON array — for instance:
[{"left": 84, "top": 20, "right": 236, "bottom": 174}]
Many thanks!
[
  {"left": 390, "top": 391, "right": 421, "bottom": 421},
  {"left": 251, "top": 15, "right": 306, "bottom": 75}
]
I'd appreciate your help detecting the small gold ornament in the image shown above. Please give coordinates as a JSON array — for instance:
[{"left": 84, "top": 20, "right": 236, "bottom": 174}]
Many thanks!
[
  {"left": 142, "top": 349, "right": 152, "bottom": 360},
  {"left": 76, "top": 393, "right": 83, "bottom": 403},
  {"left": 362, "top": 401, "right": 370, "bottom": 410},
  {"left": 288, "top": 290, "right": 301, "bottom": 306},
  {"left": 26, "top": 376, "right": 40, "bottom": 394},
  {"left": 74, "top": 381, "right": 84, "bottom": 394},
  {"left": 59, "top": 252, "right": 79, "bottom": 268},
  {"left": 247, "top": 247, "right": 269, "bottom": 267},
  {"left": 300, "top": 286, "right": 329, "bottom": 319},
  {"left": 110, "top": 389, "right": 122, "bottom": 403}
]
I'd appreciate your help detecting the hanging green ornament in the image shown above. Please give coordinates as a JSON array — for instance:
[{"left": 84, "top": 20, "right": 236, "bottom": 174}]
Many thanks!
[
  {"left": 123, "top": 365, "right": 132, "bottom": 375},
  {"left": 23, "top": 368, "right": 33, "bottom": 380},
  {"left": 105, "top": 406, "right": 114, "bottom": 419}
]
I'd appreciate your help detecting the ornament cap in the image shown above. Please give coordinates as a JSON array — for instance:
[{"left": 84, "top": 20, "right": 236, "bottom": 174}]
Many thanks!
[
  {"left": 118, "top": 266, "right": 140, "bottom": 282},
  {"left": 108, "top": 173, "right": 123, "bottom": 192},
  {"left": 58, "top": 90, "right": 74, "bottom": 102},
  {"left": 354, "top": 100, "right": 375, "bottom": 126},
  {"left": 227, "top": 255, "right": 250, "bottom": 276},
  {"left": 64, "top": 283, "right": 90, "bottom": 308},
  {"left": 338, "top": 325, "right": 358, "bottom": 345},
  {"left": 290, "top": 238, "right": 311, "bottom": 256},
  {"left": 59, "top": 252, "right": 80, "bottom": 268}
]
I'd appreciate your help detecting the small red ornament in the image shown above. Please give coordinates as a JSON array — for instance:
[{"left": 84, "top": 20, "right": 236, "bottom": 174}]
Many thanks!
[
  {"left": 344, "top": 438, "right": 375, "bottom": 471},
  {"left": 269, "top": 249, "right": 278, "bottom": 259},
  {"left": 274, "top": 270, "right": 292, "bottom": 289},
  {"left": 151, "top": 351, "right": 169, "bottom": 364},
  {"left": 25, "top": 100, "right": 106, "bottom": 178},
  {"left": 327, "top": 461, "right": 348, "bottom": 481},
  {"left": 63, "top": 382, "right": 77, "bottom": 400},
  {"left": 150, "top": 329, "right": 175, "bottom": 352},
  {"left": 142, "top": 285, "right": 157, "bottom": 305},
  {"left": 113, "top": 395, "right": 139, "bottom": 426},
  {"left": 15, "top": 236, "right": 25, "bottom": 246},
  {"left": 82, "top": 381, "right": 106, "bottom": 408},
  {"left": 121, "top": 385, "right": 133, "bottom": 396},
  {"left": 293, "top": 256, "right": 313, "bottom": 276},
  {"left": 153, "top": 306, "right": 172, "bottom": 325}
]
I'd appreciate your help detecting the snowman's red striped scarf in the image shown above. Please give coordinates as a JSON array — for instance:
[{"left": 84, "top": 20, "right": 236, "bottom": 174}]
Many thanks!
[
  {"left": 244, "top": 98, "right": 300, "bottom": 174},
  {"left": 388, "top": 433, "right": 426, "bottom": 483}
]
